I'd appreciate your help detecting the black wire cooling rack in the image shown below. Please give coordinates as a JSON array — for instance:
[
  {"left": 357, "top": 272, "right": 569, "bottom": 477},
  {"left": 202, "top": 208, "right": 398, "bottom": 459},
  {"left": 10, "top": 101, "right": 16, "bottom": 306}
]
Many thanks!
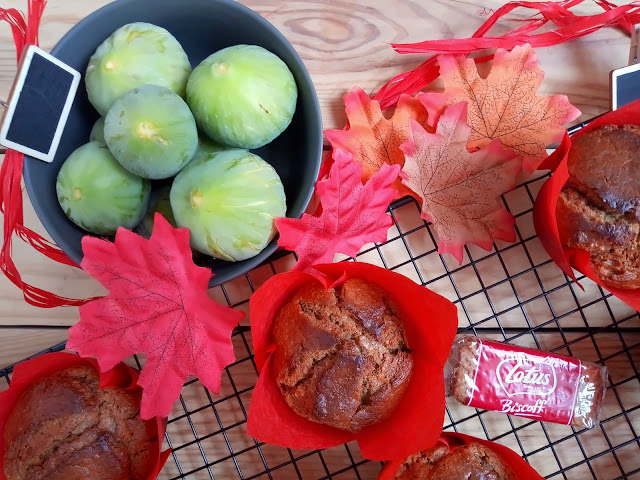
[{"left": 1, "top": 167, "right": 639, "bottom": 480}]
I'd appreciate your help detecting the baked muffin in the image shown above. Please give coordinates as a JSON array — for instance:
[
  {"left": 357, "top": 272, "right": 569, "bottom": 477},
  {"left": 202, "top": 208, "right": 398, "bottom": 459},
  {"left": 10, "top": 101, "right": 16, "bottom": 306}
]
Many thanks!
[
  {"left": 272, "top": 278, "right": 413, "bottom": 432},
  {"left": 394, "top": 442, "right": 516, "bottom": 480},
  {"left": 3, "top": 365, "right": 155, "bottom": 480},
  {"left": 556, "top": 124, "right": 640, "bottom": 289}
]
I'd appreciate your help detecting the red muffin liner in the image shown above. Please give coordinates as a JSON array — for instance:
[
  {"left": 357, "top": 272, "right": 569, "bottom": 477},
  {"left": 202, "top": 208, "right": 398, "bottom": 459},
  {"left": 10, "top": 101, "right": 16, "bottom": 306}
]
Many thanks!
[
  {"left": 533, "top": 100, "right": 640, "bottom": 312},
  {"left": 378, "top": 431, "right": 544, "bottom": 479},
  {"left": 247, "top": 262, "right": 459, "bottom": 461},
  {"left": 0, "top": 352, "right": 171, "bottom": 480}
]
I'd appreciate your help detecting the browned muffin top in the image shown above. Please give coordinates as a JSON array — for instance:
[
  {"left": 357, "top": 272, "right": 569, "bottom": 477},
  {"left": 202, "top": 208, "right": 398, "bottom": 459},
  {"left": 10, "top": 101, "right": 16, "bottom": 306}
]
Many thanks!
[
  {"left": 566, "top": 124, "right": 640, "bottom": 218},
  {"left": 394, "top": 442, "right": 516, "bottom": 480},
  {"left": 3, "top": 365, "right": 154, "bottom": 480},
  {"left": 272, "top": 278, "right": 413, "bottom": 432},
  {"left": 557, "top": 124, "right": 640, "bottom": 289}
]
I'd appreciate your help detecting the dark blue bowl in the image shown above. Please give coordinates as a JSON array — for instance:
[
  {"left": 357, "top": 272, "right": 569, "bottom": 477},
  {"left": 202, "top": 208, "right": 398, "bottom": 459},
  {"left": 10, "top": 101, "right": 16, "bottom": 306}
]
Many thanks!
[{"left": 23, "top": 0, "right": 323, "bottom": 286}]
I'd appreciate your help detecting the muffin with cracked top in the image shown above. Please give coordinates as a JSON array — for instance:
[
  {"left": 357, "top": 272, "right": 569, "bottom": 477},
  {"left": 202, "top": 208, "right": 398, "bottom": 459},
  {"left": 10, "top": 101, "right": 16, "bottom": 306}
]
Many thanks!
[
  {"left": 393, "top": 441, "right": 516, "bottom": 480},
  {"left": 272, "top": 277, "right": 413, "bottom": 432},
  {"left": 3, "top": 365, "right": 156, "bottom": 480},
  {"left": 556, "top": 124, "right": 640, "bottom": 289}
]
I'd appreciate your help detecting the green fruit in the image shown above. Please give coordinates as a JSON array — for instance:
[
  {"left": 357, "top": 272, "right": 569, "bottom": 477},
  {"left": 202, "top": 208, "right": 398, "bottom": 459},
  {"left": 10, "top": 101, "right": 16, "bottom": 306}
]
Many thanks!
[
  {"left": 170, "top": 149, "right": 286, "bottom": 261},
  {"left": 186, "top": 45, "right": 298, "bottom": 149},
  {"left": 86, "top": 22, "right": 191, "bottom": 116},
  {"left": 194, "top": 136, "right": 226, "bottom": 161},
  {"left": 89, "top": 118, "right": 106, "bottom": 145},
  {"left": 56, "top": 141, "right": 150, "bottom": 235},
  {"left": 104, "top": 85, "right": 199, "bottom": 180},
  {"left": 134, "top": 186, "right": 176, "bottom": 238}
]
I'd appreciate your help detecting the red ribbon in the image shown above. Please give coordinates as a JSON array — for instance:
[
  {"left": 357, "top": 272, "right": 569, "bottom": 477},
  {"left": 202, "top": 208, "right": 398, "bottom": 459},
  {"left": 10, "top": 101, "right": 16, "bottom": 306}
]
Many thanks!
[
  {"left": 0, "top": 1, "right": 91, "bottom": 308},
  {"left": 374, "top": 0, "right": 640, "bottom": 109},
  {"left": 3, "top": 0, "right": 640, "bottom": 308}
]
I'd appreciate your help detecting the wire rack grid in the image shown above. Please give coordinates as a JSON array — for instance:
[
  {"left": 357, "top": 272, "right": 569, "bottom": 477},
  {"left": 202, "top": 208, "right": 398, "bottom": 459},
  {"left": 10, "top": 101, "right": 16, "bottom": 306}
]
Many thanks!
[{"left": 1, "top": 168, "right": 639, "bottom": 480}]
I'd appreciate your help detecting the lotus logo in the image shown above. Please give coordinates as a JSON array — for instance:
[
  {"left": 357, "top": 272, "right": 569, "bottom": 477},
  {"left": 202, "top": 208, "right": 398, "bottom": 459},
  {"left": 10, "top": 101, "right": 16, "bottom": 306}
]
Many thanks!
[{"left": 496, "top": 356, "right": 557, "bottom": 398}]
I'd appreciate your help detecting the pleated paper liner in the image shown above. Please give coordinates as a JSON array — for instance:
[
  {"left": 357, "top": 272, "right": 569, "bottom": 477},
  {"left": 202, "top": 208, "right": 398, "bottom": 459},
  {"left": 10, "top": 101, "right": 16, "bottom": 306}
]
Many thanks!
[
  {"left": 532, "top": 99, "right": 640, "bottom": 312},
  {"left": 0, "top": 352, "right": 171, "bottom": 480},
  {"left": 246, "top": 262, "right": 458, "bottom": 461},
  {"left": 377, "top": 431, "right": 544, "bottom": 480}
]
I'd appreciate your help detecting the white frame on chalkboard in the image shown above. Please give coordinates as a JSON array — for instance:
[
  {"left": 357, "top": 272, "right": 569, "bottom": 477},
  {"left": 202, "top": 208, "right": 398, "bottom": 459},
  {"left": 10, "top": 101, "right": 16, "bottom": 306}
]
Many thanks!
[
  {"left": 0, "top": 45, "right": 81, "bottom": 163},
  {"left": 610, "top": 62, "right": 640, "bottom": 111}
]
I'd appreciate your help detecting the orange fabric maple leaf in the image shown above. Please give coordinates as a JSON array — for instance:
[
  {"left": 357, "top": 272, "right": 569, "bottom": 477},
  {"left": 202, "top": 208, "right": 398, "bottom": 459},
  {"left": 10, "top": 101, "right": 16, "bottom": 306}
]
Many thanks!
[
  {"left": 67, "top": 214, "right": 245, "bottom": 419},
  {"left": 400, "top": 102, "right": 521, "bottom": 263},
  {"left": 325, "top": 86, "right": 429, "bottom": 200},
  {"left": 421, "top": 44, "right": 581, "bottom": 172}
]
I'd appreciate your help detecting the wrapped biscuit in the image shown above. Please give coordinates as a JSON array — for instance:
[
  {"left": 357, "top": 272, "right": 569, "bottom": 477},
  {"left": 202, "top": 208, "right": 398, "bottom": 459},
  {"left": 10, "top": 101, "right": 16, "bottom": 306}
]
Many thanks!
[
  {"left": 533, "top": 99, "right": 640, "bottom": 311},
  {"left": 446, "top": 337, "right": 607, "bottom": 429}
]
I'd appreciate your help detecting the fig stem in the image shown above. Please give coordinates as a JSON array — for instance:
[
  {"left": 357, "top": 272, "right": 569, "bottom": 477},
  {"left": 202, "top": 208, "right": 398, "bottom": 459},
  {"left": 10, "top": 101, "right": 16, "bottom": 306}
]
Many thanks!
[
  {"left": 191, "top": 190, "right": 204, "bottom": 208},
  {"left": 212, "top": 62, "right": 229, "bottom": 75}
]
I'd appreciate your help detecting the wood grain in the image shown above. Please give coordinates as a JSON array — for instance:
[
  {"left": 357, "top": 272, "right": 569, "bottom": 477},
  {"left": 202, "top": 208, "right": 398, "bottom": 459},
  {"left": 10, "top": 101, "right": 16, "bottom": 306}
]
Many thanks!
[
  {"left": 0, "top": 328, "right": 68, "bottom": 366},
  {"left": 0, "top": 1, "right": 632, "bottom": 330},
  {"left": 0, "top": 155, "right": 106, "bottom": 328},
  {"left": 0, "top": 2, "right": 638, "bottom": 478},
  {"left": 0, "top": 0, "right": 631, "bottom": 131}
]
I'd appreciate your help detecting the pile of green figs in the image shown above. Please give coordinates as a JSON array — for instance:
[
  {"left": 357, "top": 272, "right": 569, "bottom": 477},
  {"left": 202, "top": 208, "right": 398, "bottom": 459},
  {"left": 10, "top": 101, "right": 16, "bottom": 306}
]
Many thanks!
[{"left": 56, "top": 22, "right": 297, "bottom": 262}]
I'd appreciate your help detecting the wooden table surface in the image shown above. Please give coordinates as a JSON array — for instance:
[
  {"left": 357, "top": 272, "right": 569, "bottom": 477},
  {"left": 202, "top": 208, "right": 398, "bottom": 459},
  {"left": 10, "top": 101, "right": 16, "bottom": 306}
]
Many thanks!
[{"left": 0, "top": 1, "right": 639, "bottom": 479}]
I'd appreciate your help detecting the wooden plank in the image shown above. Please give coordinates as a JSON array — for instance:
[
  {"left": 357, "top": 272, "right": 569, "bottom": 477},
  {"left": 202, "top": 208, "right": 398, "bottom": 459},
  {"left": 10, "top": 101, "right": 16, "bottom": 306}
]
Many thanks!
[
  {"left": 0, "top": 3, "right": 637, "bottom": 478},
  {"left": 0, "top": 154, "right": 105, "bottom": 328},
  {"left": 0, "top": 0, "right": 631, "bottom": 131},
  {"left": 0, "top": 327, "right": 68, "bottom": 366}
]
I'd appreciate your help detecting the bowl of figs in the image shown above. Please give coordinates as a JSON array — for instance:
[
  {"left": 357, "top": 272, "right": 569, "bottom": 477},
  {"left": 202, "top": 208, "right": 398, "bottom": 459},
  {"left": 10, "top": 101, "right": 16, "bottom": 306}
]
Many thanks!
[{"left": 23, "top": 0, "right": 323, "bottom": 286}]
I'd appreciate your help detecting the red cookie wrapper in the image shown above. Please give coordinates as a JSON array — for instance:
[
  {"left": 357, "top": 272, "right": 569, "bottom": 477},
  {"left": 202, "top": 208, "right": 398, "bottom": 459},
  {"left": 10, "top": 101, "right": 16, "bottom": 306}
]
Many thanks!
[
  {"left": 247, "top": 262, "right": 458, "bottom": 461},
  {"left": 533, "top": 99, "right": 640, "bottom": 311},
  {"left": 377, "top": 432, "right": 544, "bottom": 480},
  {"left": 0, "top": 352, "right": 171, "bottom": 480},
  {"left": 446, "top": 337, "right": 607, "bottom": 429}
]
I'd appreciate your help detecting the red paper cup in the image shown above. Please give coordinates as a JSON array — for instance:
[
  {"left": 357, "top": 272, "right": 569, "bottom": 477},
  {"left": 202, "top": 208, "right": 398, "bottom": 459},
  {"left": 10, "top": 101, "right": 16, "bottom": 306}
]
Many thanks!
[
  {"left": 533, "top": 99, "right": 640, "bottom": 311},
  {"left": 247, "top": 262, "right": 459, "bottom": 461},
  {"left": 0, "top": 352, "right": 171, "bottom": 480},
  {"left": 378, "top": 431, "right": 544, "bottom": 479}
]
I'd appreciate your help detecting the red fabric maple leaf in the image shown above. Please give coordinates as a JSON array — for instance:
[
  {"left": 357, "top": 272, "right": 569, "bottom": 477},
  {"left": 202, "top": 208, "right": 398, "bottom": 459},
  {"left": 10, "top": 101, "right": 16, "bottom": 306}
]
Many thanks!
[
  {"left": 324, "top": 86, "right": 430, "bottom": 199},
  {"left": 400, "top": 102, "right": 521, "bottom": 264},
  {"left": 67, "top": 214, "right": 245, "bottom": 420},
  {"left": 421, "top": 44, "right": 581, "bottom": 172},
  {"left": 276, "top": 149, "right": 399, "bottom": 272}
]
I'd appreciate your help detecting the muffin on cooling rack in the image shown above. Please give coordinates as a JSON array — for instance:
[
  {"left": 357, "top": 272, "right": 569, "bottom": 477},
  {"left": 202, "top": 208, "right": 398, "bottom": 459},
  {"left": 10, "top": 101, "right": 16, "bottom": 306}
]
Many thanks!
[
  {"left": 0, "top": 353, "right": 168, "bottom": 480},
  {"left": 272, "top": 277, "right": 413, "bottom": 432},
  {"left": 377, "top": 432, "right": 545, "bottom": 480},
  {"left": 556, "top": 124, "right": 640, "bottom": 290},
  {"left": 247, "top": 262, "right": 459, "bottom": 461},
  {"left": 393, "top": 441, "right": 516, "bottom": 480}
]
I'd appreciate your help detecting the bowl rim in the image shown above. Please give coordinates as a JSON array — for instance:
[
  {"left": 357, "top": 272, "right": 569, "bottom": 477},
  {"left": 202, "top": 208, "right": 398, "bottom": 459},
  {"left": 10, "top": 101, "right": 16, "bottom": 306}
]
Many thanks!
[{"left": 22, "top": 0, "right": 323, "bottom": 286}]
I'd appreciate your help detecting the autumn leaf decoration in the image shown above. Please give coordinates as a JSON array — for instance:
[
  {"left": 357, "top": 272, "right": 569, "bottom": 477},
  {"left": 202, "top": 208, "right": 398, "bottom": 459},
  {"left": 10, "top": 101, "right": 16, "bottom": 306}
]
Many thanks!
[
  {"left": 317, "top": 43, "right": 579, "bottom": 264},
  {"left": 422, "top": 44, "right": 581, "bottom": 172},
  {"left": 325, "top": 86, "right": 430, "bottom": 200},
  {"left": 400, "top": 102, "right": 520, "bottom": 263},
  {"left": 67, "top": 214, "right": 245, "bottom": 420},
  {"left": 276, "top": 149, "right": 399, "bottom": 272}
]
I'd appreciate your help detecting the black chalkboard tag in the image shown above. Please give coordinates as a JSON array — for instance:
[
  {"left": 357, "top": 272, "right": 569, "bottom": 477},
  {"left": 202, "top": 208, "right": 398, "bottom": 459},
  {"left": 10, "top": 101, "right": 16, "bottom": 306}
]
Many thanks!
[
  {"left": 610, "top": 24, "right": 640, "bottom": 111},
  {"left": 0, "top": 45, "right": 81, "bottom": 163},
  {"left": 610, "top": 63, "right": 640, "bottom": 111}
]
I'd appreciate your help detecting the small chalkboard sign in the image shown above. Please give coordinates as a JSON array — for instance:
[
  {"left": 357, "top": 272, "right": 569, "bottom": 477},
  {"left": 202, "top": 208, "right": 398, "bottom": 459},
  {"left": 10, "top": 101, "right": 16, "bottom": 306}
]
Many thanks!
[
  {"left": 611, "top": 63, "right": 640, "bottom": 111},
  {"left": 610, "top": 24, "right": 640, "bottom": 111},
  {"left": 0, "top": 45, "right": 80, "bottom": 162}
]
